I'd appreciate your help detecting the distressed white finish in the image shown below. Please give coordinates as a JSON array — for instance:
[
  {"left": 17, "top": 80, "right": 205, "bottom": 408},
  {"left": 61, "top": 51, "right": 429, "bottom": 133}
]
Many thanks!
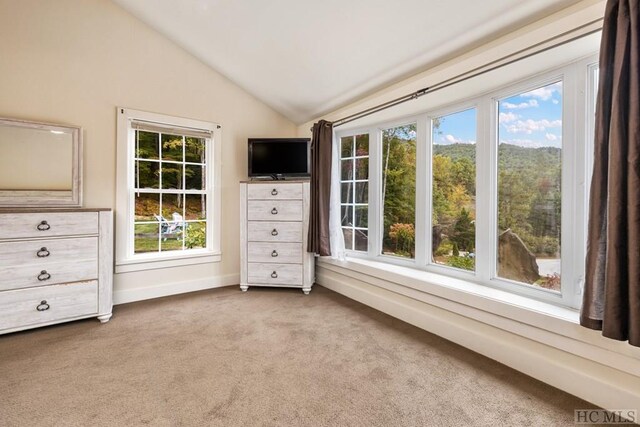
[
  {"left": 0, "top": 117, "right": 83, "bottom": 207},
  {"left": 247, "top": 242, "right": 303, "bottom": 264},
  {"left": 247, "top": 183, "right": 303, "bottom": 200},
  {"left": 247, "top": 200, "right": 303, "bottom": 222},
  {"left": 0, "top": 209, "right": 114, "bottom": 334},
  {"left": 247, "top": 221, "right": 302, "bottom": 243},
  {"left": 240, "top": 181, "right": 314, "bottom": 293},
  {"left": 111, "top": 0, "right": 584, "bottom": 124},
  {"left": 248, "top": 263, "right": 303, "bottom": 286},
  {"left": 0, "top": 212, "right": 98, "bottom": 239}
]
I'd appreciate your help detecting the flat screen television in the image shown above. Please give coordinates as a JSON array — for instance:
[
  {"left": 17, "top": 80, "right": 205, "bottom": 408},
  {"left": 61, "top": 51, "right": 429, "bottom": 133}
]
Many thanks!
[{"left": 248, "top": 138, "right": 311, "bottom": 178}]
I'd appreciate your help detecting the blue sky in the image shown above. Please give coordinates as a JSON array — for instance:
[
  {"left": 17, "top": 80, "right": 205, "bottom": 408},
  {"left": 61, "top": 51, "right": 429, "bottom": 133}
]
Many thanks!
[{"left": 433, "top": 81, "right": 563, "bottom": 149}]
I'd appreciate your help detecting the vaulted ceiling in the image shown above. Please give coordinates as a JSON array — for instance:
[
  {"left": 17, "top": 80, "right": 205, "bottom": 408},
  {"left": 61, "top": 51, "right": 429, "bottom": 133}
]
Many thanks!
[{"left": 112, "top": 0, "right": 584, "bottom": 124}]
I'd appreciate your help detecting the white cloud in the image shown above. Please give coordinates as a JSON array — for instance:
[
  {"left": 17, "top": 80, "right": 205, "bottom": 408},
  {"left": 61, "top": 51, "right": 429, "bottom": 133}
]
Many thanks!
[
  {"left": 545, "top": 133, "right": 561, "bottom": 141},
  {"left": 521, "top": 82, "right": 561, "bottom": 101},
  {"left": 505, "top": 119, "right": 562, "bottom": 134},
  {"left": 501, "top": 99, "right": 539, "bottom": 109},
  {"left": 439, "top": 134, "right": 475, "bottom": 145},
  {"left": 552, "top": 99, "right": 560, "bottom": 105},
  {"left": 499, "top": 112, "right": 518, "bottom": 123}
]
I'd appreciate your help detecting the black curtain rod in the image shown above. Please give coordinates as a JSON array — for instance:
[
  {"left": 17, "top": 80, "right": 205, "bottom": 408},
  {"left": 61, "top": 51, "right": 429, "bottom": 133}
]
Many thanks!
[{"left": 312, "top": 18, "right": 603, "bottom": 131}]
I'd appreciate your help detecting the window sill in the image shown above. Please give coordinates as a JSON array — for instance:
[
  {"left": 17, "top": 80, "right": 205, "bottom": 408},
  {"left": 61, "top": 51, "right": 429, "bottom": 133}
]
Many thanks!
[
  {"left": 317, "top": 256, "right": 640, "bottom": 376},
  {"left": 115, "top": 251, "right": 221, "bottom": 273}
]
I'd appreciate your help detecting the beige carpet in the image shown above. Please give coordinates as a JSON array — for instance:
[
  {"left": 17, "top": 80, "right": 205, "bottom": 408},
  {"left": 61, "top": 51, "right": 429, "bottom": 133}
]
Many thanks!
[{"left": 0, "top": 285, "right": 595, "bottom": 426}]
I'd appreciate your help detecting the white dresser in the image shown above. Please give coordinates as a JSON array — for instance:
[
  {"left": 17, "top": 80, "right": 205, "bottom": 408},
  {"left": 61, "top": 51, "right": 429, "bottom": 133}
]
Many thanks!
[
  {"left": 240, "top": 181, "right": 314, "bottom": 294},
  {"left": 0, "top": 209, "right": 113, "bottom": 334}
]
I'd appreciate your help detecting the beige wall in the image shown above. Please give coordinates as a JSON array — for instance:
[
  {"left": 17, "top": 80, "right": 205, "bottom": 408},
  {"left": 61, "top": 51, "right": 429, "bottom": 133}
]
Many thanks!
[{"left": 0, "top": 0, "right": 296, "bottom": 301}]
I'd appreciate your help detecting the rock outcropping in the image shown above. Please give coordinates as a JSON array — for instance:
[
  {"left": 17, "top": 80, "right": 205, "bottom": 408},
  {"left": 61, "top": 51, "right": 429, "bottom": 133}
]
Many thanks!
[{"left": 498, "top": 229, "right": 540, "bottom": 284}]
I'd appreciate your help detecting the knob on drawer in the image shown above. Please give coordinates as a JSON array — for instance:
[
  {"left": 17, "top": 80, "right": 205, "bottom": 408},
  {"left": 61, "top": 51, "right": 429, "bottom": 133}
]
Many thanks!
[
  {"left": 37, "top": 270, "right": 51, "bottom": 281},
  {"left": 271, "top": 250, "right": 278, "bottom": 257},
  {"left": 37, "top": 247, "right": 50, "bottom": 258},
  {"left": 36, "top": 300, "right": 50, "bottom": 311},
  {"left": 271, "top": 207, "right": 278, "bottom": 215},
  {"left": 37, "top": 220, "right": 51, "bottom": 231},
  {"left": 271, "top": 271, "right": 278, "bottom": 278},
  {"left": 271, "top": 188, "right": 278, "bottom": 196},
  {"left": 271, "top": 229, "right": 278, "bottom": 236}
]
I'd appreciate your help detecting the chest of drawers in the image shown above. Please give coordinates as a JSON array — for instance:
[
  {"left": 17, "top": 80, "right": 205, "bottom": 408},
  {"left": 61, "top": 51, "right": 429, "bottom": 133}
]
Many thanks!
[
  {"left": 240, "top": 181, "right": 314, "bottom": 294},
  {"left": 0, "top": 209, "right": 113, "bottom": 334}
]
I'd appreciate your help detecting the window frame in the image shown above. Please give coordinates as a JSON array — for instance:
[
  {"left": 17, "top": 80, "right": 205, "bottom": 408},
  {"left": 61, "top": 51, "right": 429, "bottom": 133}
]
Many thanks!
[
  {"left": 335, "top": 55, "right": 597, "bottom": 309},
  {"left": 115, "top": 108, "right": 222, "bottom": 273}
]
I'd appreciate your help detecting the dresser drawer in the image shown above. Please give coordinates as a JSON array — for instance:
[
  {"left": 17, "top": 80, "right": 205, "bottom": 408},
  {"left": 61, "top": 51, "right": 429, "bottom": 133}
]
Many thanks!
[
  {"left": 247, "top": 183, "right": 303, "bottom": 200},
  {"left": 247, "top": 200, "right": 303, "bottom": 222},
  {"left": 0, "top": 281, "right": 98, "bottom": 331},
  {"left": 247, "top": 242, "right": 303, "bottom": 264},
  {"left": 0, "top": 212, "right": 98, "bottom": 240},
  {"left": 248, "top": 263, "right": 302, "bottom": 286},
  {"left": 247, "top": 221, "right": 302, "bottom": 243},
  {"left": 0, "top": 237, "right": 98, "bottom": 291}
]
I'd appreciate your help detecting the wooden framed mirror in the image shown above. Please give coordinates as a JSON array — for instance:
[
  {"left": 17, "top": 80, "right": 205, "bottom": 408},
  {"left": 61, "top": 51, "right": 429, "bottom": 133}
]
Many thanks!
[{"left": 0, "top": 117, "right": 83, "bottom": 207}]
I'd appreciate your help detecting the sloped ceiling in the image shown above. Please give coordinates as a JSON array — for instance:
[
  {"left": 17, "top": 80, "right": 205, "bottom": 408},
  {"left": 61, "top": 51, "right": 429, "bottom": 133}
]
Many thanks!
[{"left": 112, "top": 0, "right": 584, "bottom": 124}]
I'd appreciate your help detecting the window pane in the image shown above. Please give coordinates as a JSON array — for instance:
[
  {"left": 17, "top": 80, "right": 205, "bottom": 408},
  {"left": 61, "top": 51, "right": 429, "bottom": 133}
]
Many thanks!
[
  {"left": 185, "top": 194, "right": 206, "bottom": 220},
  {"left": 134, "top": 223, "right": 159, "bottom": 253},
  {"left": 185, "top": 221, "right": 207, "bottom": 249},
  {"left": 340, "top": 133, "right": 369, "bottom": 252},
  {"left": 161, "top": 163, "right": 183, "bottom": 189},
  {"left": 185, "top": 164, "right": 205, "bottom": 190},
  {"left": 341, "top": 205, "right": 352, "bottom": 227},
  {"left": 497, "top": 81, "right": 562, "bottom": 291},
  {"left": 135, "top": 193, "right": 159, "bottom": 221},
  {"left": 341, "top": 136, "right": 354, "bottom": 158},
  {"left": 355, "top": 206, "right": 368, "bottom": 228},
  {"left": 135, "top": 161, "right": 159, "bottom": 189},
  {"left": 432, "top": 108, "right": 476, "bottom": 271},
  {"left": 341, "top": 159, "right": 353, "bottom": 180},
  {"left": 355, "top": 158, "right": 368, "bottom": 180},
  {"left": 354, "top": 229, "right": 368, "bottom": 251},
  {"left": 342, "top": 227, "right": 353, "bottom": 250},
  {"left": 136, "top": 131, "right": 159, "bottom": 159},
  {"left": 382, "top": 124, "right": 416, "bottom": 259},
  {"left": 341, "top": 182, "right": 352, "bottom": 204},
  {"left": 162, "top": 193, "right": 184, "bottom": 219},
  {"left": 355, "top": 182, "right": 368, "bottom": 204},
  {"left": 161, "top": 134, "right": 183, "bottom": 162},
  {"left": 185, "top": 137, "right": 206, "bottom": 163}
]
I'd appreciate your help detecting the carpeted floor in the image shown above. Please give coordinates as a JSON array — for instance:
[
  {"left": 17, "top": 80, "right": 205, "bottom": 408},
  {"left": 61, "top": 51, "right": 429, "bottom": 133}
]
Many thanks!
[{"left": 0, "top": 285, "right": 595, "bottom": 426}]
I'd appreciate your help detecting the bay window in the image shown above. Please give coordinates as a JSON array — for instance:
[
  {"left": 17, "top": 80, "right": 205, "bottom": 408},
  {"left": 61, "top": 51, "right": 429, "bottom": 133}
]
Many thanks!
[{"left": 334, "top": 56, "right": 598, "bottom": 308}]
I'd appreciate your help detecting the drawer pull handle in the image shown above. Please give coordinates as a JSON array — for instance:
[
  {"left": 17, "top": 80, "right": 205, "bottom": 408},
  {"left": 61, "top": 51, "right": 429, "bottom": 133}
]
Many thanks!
[
  {"left": 36, "top": 300, "right": 50, "bottom": 312},
  {"left": 271, "top": 229, "right": 278, "bottom": 236},
  {"left": 271, "top": 189, "right": 278, "bottom": 196},
  {"left": 37, "top": 270, "right": 51, "bottom": 281},
  {"left": 37, "top": 220, "right": 51, "bottom": 231},
  {"left": 37, "top": 247, "right": 50, "bottom": 258},
  {"left": 271, "top": 250, "right": 278, "bottom": 257},
  {"left": 271, "top": 271, "right": 278, "bottom": 278},
  {"left": 271, "top": 208, "right": 278, "bottom": 215}
]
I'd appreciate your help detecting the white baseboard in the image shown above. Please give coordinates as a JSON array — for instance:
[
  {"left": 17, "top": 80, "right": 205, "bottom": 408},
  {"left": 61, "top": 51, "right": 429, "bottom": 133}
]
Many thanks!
[
  {"left": 113, "top": 273, "right": 239, "bottom": 305},
  {"left": 317, "top": 266, "right": 640, "bottom": 412}
]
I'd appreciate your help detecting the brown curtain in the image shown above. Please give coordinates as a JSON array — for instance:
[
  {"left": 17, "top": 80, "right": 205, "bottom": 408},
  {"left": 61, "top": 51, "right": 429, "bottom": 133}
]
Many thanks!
[
  {"left": 581, "top": 0, "right": 640, "bottom": 346},
  {"left": 307, "top": 120, "right": 333, "bottom": 256}
]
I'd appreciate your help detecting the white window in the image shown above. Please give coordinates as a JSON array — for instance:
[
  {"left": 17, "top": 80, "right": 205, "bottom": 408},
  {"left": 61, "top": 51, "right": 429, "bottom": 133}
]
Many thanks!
[
  {"left": 116, "top": 108, "right": 221, "bottom": 272},
  {"left": 336, "top": 56, "right": 598, "bottom": 308},
  {"left": 340, "top": 133, "right": 369, "bottom": 251}
]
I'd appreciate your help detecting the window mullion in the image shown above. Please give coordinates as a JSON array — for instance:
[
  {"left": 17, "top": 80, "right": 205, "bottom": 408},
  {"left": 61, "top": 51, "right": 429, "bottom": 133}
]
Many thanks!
[
  {"left": 475, "top": 96, "right": 494, "bottom": 282},
  {"left": 414, "top": 115, "right": 429, "bottom": 267},
  {"left": 369, "top": 129, "right": 382, "bottom": 258}
]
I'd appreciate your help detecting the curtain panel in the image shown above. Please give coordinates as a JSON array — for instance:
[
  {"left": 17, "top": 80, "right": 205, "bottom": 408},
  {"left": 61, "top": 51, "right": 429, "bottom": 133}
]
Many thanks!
[
  {"left": 307, "top": 120, "right": 333, "bottom": 256},
  {"left": 581, "top": 0, "right": 640, "bottom": 346}
]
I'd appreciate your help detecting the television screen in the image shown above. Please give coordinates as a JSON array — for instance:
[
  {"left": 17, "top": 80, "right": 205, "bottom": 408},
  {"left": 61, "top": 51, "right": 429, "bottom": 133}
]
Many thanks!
[{"left": 248, "top": 138, "right": 310, "bottom": 177}]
